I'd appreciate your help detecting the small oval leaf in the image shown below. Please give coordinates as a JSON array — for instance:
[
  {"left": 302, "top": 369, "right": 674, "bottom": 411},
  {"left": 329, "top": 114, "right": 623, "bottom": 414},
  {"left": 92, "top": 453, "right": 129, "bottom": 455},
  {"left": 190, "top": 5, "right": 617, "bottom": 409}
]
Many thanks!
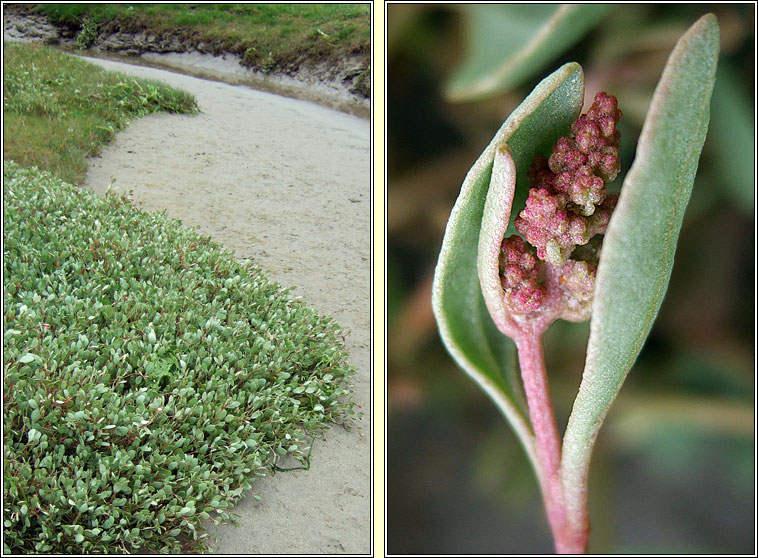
[{"left": 432, "top": 62, "right": 585, "bottom": 470}]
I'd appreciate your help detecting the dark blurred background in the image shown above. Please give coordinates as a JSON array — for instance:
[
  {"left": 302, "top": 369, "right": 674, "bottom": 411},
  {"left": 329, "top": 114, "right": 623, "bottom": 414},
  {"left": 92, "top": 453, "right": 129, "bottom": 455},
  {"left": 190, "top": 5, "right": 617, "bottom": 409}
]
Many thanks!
[{"left": 386, "top": 4, "right": 754, "bottom": 554}]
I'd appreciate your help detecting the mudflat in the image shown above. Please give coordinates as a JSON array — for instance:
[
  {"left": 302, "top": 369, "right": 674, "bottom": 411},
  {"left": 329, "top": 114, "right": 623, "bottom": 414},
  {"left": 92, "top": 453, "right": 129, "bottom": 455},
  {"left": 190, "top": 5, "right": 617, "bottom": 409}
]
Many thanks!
[{"left": 81, "top": 56, "right": 371, "bottom": 554}]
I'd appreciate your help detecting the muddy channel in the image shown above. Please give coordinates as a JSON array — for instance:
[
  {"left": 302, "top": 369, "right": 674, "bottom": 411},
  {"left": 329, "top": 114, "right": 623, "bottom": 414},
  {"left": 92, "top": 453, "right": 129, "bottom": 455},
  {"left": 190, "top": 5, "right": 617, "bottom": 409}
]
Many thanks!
[{"left": 79, "top": 57, "right": 371, "bottom": 554}]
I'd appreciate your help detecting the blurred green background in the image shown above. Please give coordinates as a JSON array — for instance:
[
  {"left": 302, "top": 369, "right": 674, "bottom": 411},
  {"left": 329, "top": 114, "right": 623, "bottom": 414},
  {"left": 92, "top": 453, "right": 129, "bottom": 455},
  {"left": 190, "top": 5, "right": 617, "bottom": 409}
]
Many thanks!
[{"left": 386, "top": 4, "right": 754, "bottom": 554}]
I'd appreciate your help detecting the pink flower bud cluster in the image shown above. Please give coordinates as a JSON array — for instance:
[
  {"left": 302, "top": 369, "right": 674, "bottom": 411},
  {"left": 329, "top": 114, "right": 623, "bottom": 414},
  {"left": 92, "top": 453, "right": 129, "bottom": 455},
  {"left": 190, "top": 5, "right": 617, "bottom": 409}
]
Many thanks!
[
  {"left": 499, "top": 235, "right": 545, "bottom": 314},
  {"left": 514, "top": 92, "right": 622, "bottom": 266},
  {"left": 513, "top": 175, "right": 615, "bottom": 266},
  {"left": 499, "top": 92, "right": 622, "bottom": 318},
  {"left": 558, "top": 258, "right": 597, "bottom": 322}
]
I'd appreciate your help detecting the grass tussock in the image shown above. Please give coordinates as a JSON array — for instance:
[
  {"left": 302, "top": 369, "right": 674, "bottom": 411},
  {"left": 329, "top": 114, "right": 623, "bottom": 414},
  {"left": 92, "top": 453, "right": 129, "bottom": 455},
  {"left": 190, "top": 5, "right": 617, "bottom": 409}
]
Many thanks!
[
  {"left": 3, "top": 161, "right": 357, "bottom": 553},
  {"left": 3, "top": 42, "right": 197, "bottom": 184}
]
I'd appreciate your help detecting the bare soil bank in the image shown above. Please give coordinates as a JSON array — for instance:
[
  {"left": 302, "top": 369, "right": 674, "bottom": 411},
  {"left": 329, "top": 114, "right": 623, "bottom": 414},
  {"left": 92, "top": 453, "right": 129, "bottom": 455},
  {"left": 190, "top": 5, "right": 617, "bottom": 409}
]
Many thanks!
[
  {"left": 3, "top": 5, "right": 370, "bottom": 117},
  {"left": 79, "top": 58, "right": 371, "bottom": 554}
]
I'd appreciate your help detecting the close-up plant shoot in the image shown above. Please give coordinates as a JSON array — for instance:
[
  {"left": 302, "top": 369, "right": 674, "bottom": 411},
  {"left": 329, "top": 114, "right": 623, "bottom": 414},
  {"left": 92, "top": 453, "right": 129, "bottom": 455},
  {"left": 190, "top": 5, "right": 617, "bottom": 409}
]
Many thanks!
[{"left": 432, "top": 13, "right": 720, "bottom": 554}]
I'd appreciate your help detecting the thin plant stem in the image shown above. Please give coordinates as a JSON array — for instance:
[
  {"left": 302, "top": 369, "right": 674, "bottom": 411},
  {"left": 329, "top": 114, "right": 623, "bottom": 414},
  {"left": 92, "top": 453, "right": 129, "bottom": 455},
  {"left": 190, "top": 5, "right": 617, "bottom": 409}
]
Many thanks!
[{"left": 515, "top": 331, "right": 587, "bottom": 554}]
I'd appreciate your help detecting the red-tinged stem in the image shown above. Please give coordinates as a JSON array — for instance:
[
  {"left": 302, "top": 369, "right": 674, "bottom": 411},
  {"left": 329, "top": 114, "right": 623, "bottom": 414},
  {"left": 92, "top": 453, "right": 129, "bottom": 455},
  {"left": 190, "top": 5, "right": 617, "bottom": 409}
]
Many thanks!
[{"left": 515, "top": 331, "right": 588, "bottom": 554}]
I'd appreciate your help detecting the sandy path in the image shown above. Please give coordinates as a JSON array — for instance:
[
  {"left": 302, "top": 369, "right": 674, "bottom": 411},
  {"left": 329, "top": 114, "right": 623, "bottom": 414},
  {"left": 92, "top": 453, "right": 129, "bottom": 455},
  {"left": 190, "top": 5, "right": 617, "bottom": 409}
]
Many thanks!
[{"left": 80, "top": 57, "right": 371, "bottom": 554}]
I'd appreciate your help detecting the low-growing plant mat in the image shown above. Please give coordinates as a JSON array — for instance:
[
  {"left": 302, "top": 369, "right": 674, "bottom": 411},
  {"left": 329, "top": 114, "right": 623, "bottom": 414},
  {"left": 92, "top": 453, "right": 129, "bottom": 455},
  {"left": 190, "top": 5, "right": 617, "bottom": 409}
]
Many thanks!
[
  {"left": 3, "top": 41, "right": 197, "bottom": 184},
  {"left": 2, "top": 161, "right": 356, "bottom": 554}
]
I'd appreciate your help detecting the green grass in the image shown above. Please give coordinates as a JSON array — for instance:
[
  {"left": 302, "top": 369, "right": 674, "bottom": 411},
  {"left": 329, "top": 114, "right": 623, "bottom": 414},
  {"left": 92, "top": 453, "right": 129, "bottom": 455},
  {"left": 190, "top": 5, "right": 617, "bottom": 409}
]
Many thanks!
[
  {"left": 3, "top": 161, "right": 356, "bottom": 553},
  {"left": 33, "top": 3, "right": 370, "bottom": 67},
  {"left": 3, "top": 42, "right": 198, "bottom": 184}
]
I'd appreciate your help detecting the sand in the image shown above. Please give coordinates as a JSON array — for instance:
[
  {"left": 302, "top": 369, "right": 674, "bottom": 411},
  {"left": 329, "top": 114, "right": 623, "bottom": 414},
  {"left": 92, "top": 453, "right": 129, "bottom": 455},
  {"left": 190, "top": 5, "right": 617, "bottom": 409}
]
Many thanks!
[{"left": 79, "top": 56, "right": 371, "bottom": 554}]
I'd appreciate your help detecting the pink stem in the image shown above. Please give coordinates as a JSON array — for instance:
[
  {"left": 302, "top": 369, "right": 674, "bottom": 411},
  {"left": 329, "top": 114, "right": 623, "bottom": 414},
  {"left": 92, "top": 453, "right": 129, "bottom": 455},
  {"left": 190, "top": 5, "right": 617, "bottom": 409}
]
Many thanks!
[{"left": 515, "top": 331, "right": 587, "bottom": 554}]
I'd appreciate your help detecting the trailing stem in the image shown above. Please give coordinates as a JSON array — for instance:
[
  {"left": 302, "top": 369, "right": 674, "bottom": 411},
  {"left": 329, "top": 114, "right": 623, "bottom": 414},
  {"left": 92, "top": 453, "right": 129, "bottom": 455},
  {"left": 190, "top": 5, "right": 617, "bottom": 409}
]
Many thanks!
[{"left": 515, "top": 331, "right": 587, "bottom": 554}]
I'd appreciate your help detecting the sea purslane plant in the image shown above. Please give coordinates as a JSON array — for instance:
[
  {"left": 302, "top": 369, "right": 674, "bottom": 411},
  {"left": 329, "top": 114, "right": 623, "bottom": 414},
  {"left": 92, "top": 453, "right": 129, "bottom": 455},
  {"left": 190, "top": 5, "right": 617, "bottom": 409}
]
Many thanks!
[
  {"left": 432, "top": 14, "right": 719, "bottom": 554},
  {"left": 3, "top": 162, "right": 356, "bottom": 554}
]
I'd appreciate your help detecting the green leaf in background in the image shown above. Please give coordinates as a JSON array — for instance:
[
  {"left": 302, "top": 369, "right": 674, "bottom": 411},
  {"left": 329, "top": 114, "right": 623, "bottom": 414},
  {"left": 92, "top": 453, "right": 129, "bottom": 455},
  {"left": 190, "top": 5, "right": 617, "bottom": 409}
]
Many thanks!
[
  {"left": 432, "top": 62, "right": 585, "bottom": 471},
  {"left": 709, "top": 59, "right": 754, "bottom": 214},
  {"left": 446, "top": 4, "right": 614, "bottom": 102},
  {"left": 560, "top": 14, "right": 720, "bottom": 518}
]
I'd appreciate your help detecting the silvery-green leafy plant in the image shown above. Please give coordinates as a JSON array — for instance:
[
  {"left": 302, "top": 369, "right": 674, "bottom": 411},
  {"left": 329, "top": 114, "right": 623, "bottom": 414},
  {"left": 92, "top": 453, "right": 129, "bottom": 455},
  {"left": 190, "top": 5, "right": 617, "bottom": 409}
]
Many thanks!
[
  {"left": 432, "top": 14, "right": 719, "bottom": 553},
  {"left": 3, "top": 162, "right": 356, "bottom": 554}
]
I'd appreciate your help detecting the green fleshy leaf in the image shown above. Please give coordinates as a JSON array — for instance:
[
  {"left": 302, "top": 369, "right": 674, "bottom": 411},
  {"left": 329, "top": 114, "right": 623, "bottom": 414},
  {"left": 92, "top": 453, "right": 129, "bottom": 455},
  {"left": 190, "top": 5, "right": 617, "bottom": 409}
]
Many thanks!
[
  {"left": 432, "top": 62, "right": 585, "bottom": 469},
  {"left": 561, "top": 14, "right": 719, "bottom": 514},
  {"left": 477, "top": 145, "right": 518, "bottom": 338},
  {"left": 446, "top": 4, "right": 614, "bottom": 102}
]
